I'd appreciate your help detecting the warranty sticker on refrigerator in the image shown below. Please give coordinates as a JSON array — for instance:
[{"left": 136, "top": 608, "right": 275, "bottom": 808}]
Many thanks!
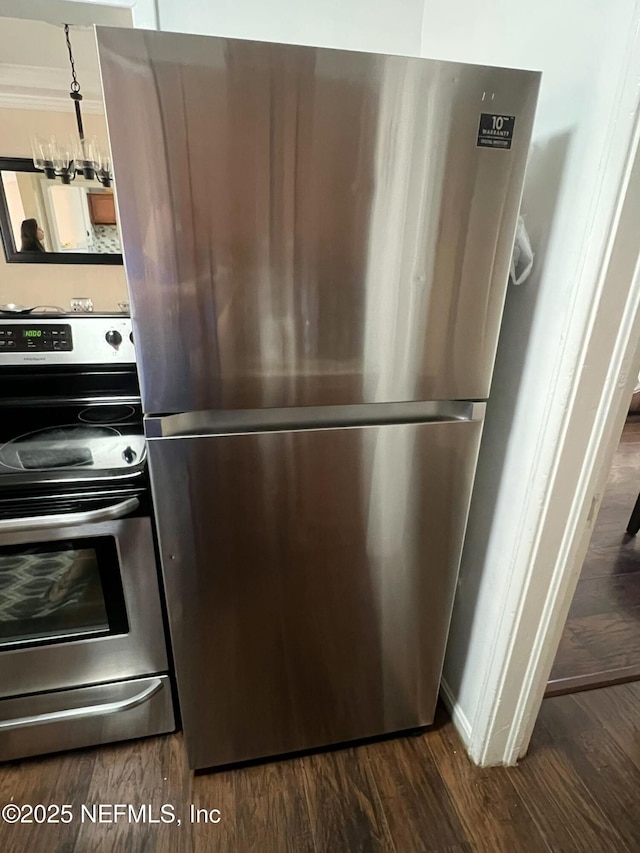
[{"left": 477, "top": 113, "right": 515, "bottom": 149}]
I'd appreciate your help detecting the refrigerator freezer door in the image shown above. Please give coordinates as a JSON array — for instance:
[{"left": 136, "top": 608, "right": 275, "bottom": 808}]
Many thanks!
[
  {"left": 148, "top": 417, "right": 483, "bottom": 769},
  {"left": 97, "top": 29, "right": 540, "bottom": 414}
]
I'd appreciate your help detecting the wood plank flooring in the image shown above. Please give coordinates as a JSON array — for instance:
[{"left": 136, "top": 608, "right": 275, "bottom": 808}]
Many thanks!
[
  {"left": 549, "top": 417, "right": 640, "bottom": 687},
  {"left": 3, "top": 683, "right": 640, "bottom": 852}
]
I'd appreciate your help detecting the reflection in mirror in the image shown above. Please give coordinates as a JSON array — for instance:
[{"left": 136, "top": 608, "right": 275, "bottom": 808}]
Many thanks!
[
  {"left": 0, "top": 159, "right": 122, "bottom": 265},
  {"left": 3, "top": 171, "right": 121, "bottom": 253}
]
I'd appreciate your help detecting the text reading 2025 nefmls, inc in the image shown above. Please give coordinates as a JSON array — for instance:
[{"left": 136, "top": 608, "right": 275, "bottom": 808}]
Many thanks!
[{"left": 1, "top": 802, "right": 222, "bottom": 827}]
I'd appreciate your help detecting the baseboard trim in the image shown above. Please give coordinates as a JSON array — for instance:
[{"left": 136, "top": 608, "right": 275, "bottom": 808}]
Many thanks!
[
  {"left": 439, "top": 678, "right": 472, "bottom": 745},
  {"left": 546, "top": 666, "right": 640, "bottom": 697}
]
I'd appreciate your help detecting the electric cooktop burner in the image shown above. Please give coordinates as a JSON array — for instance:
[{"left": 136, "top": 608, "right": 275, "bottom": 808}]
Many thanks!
[
  {"left": 0, "top": 425, "right": 146, "bottom": 473},
  {"left": 0, "top": 424, "right": 145, "bottom": 471}
]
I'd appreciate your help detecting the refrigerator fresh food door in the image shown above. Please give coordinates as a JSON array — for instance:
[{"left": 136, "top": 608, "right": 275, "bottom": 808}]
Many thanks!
[
  {"left": 147, "top": 404, "right": 484, "bottom": 769},
  {"left": 97, "top": 29, "right": 540, "bottom": 414}
]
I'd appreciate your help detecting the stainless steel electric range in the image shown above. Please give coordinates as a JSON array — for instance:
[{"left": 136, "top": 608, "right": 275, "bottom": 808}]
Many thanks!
[{"left": 0, "top": 314, "right": 174, "bottom": 762}]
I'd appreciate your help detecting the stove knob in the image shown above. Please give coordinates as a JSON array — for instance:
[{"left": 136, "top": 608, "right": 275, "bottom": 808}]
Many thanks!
[
  {"left": 122, "top": 446, "right": 137, "bottom": 464},
  {"left": 105, "top": 330, "right": 122, "bottom": 348},
  {"left": 129, "top": 331, "right": 134, "bottom": 344}
]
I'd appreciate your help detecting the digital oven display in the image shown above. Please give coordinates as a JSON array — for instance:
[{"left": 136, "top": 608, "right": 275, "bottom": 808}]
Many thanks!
[{"left": 0, "top": 324, "right": 73, "bottom": 353}]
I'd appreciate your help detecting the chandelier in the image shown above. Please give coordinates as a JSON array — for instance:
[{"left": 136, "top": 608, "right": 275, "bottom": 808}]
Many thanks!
[{"left": 31, "top": 24, "right": 112, "bottom": 188}]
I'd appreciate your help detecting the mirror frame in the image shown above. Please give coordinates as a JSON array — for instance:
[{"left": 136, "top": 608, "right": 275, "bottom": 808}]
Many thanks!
[{"left": 0, "top": 157, "right": 123, "bottom": 265}]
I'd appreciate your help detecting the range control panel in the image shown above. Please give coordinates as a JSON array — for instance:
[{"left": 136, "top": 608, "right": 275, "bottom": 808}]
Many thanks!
[
  {"left": 0, "top": 324, "right": 72, "bottom": 352},
  {"left": 0, "top": 316, "right": 134, "bottom": 365}
]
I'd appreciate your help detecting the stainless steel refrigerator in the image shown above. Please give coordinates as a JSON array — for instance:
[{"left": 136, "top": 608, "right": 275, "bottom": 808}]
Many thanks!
[{"left": 97, "top": 27, "right": 540, "bottom": 770}]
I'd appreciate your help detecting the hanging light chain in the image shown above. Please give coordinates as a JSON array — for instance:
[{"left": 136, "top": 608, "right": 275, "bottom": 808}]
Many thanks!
[
  {"left": 64, "top": 24, "right": 81, "bottom": 95},
  {"left": 64, "top": 23, "right": 87, "bottom": 153}
]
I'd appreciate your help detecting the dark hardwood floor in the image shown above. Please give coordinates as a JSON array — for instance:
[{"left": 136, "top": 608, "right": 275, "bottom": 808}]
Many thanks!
[
  {"left": 549, "top": 417, "right": 640, "bottom": 690},
  {"left": 2, "top": 683, "right": 640, "bottom": 852}
]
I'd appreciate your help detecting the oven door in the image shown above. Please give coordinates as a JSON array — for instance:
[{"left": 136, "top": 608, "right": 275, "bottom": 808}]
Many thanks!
[{"left": 0, "top": 496, "right": 168, "bottom": 699}]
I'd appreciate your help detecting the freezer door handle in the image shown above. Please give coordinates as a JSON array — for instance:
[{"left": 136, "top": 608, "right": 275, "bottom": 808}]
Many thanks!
[
  {"left": 146, "top": 401, "right": 486, "bottom": 439},
  {"left": 0, "top": 497, "right": 140, "bottom": 534},
  {"left": 0, "top": 678, "right": 163, "bottom": 732}
]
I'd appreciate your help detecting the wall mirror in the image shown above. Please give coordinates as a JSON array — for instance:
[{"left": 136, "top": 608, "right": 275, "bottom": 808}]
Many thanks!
[{"left": 0, "top": 157, "right": 123, "bottom": 265}]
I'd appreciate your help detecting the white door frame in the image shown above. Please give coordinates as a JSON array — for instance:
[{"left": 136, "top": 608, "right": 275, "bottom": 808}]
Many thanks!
[{"left": 465, "top": 23, "right": 640, "bottom": 764}]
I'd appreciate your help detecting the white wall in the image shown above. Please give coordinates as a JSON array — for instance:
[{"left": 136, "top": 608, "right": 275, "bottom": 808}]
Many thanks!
[
  {"left": 156, "top": 0, "right": 424, "bottom": 54},
  {"left": 420, "top": 0, "right": 640, "bottom": 755}
]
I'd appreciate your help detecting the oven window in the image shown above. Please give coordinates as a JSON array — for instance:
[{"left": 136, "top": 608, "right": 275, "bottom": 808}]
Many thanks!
[{"left": 0, "top": 537, "right": 128, "bottom": 648}]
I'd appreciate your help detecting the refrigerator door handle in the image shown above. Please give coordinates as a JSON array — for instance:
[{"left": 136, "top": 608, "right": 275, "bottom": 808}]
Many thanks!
[{"left": 146, "top": 401, "right": 486, "bottom": 439}]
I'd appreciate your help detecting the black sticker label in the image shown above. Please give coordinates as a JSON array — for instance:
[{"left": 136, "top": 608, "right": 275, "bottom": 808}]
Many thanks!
[{"left": 477, "top": 113, "right": 515, "bottom": 149}]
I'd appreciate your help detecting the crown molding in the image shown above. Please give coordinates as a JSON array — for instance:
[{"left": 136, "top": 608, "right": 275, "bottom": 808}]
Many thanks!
[
  {"left": 0, "top": 64, "right": 104, "bottom": 114},
  {"left": 0, "top": 92, "right": 104, "bottom": 114}
]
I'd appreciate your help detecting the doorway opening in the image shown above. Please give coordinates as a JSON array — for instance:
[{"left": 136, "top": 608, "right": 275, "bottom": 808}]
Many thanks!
[{"left": 547, "top": 388, "right": 640, "bottom": 696}]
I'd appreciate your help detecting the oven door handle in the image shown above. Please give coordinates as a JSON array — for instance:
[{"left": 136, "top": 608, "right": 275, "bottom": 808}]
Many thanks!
[
  {"left": 0, "top": 496, "right": 140, "bottom": 533},
  {"left": 0, "top": 678, "right": 163, "bottom": 732}
]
